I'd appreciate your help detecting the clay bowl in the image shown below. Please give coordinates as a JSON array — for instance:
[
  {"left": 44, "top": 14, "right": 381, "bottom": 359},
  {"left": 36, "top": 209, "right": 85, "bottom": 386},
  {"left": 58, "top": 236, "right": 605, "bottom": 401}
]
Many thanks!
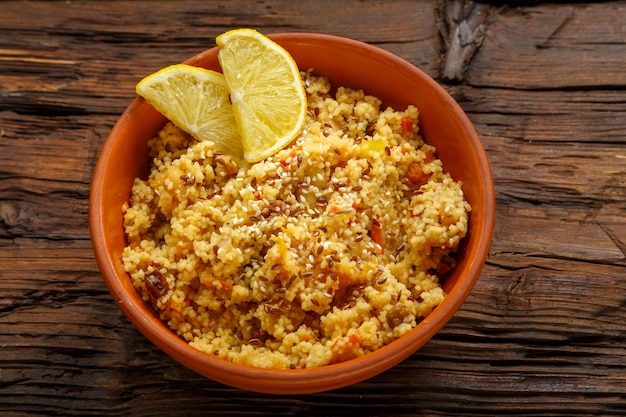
[{"left": 89, "top": 32, "right": 495, "bottom": 394}]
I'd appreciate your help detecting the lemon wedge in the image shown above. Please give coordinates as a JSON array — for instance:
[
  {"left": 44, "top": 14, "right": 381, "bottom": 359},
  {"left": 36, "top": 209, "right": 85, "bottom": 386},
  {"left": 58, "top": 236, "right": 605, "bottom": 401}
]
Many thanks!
[
  {"left": 136, "top": 64, "right": 243, "bottom": 160},
  {"left": 217, "top": 29, "right": 307, "bottom": 162}
]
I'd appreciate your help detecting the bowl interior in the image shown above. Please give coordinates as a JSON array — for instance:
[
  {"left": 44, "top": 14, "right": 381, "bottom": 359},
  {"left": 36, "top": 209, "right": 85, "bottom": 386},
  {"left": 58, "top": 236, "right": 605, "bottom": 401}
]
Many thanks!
[{"left": 90, "top": 33, "right": 494, "bottom": 394}]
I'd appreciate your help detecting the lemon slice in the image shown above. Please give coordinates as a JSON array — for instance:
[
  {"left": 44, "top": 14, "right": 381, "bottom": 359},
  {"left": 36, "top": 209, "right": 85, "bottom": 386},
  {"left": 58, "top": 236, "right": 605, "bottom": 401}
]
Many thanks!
[
  {"left": 217, "top": 29, "right": 306, "bottom": 162},
  {"left": 136, "top": 64, "right": 243, "bottom": 160}
]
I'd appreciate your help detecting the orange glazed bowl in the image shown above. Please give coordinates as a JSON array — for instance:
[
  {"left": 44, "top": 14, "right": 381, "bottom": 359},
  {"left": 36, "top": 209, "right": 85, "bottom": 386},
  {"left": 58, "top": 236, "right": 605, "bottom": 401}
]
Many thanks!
[{"left": 89, "top": 33, "right": 495, "bottom": 394}]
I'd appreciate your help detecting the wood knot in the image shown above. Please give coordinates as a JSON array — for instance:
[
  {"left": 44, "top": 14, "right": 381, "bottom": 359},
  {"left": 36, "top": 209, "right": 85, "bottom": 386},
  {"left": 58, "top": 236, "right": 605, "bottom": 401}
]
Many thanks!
[
  {"left": 436, "top": 0, "right": 494, "bottom": 82},
  {"left": 0, "top": 202, "right": 19, "bottom": 226}
]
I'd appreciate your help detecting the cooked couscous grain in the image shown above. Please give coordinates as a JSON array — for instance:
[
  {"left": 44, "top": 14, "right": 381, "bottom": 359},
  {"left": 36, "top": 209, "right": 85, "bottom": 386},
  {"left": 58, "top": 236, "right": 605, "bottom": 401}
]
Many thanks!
[{"left": 122, "top": 69, "right": 470, "bottom": 369}]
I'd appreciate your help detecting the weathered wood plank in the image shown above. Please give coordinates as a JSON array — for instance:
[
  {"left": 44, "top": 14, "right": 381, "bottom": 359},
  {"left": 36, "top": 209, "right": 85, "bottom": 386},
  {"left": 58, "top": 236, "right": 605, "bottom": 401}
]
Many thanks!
[
  {"left": 0, "top": 0, "right": 441, "bottom": 118},
  {"left": 466, "top": 3, "right": 626, "bottom": 89},
  {"left": 2, "top": 0, "right": 626, "bottom": 415}
]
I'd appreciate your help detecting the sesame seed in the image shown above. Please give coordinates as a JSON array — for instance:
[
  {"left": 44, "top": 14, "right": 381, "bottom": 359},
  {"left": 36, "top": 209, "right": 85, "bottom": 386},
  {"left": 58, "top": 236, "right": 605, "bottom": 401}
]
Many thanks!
[{"left": 249, "top": 338, "right": 263, "bottom": 347}]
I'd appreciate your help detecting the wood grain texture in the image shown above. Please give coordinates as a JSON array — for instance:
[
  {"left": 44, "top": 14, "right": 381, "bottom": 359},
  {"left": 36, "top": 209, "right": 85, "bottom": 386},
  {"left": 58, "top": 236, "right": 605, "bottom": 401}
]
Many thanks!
[{"left": 1, "top": 0, "right": 626, "bottom": 415}]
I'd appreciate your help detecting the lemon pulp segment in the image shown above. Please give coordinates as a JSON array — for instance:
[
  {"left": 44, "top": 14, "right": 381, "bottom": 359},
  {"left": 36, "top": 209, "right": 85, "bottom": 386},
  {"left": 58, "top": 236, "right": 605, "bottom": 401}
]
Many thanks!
[{"left": 136, "top": 64, "right": 243, "bottom": 160}]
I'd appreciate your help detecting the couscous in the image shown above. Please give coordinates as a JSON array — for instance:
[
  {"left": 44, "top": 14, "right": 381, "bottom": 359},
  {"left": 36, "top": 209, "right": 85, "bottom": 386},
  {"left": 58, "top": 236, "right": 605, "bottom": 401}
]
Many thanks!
[{"left": 121, "top": 70, "right": 470, "bottom": 369}]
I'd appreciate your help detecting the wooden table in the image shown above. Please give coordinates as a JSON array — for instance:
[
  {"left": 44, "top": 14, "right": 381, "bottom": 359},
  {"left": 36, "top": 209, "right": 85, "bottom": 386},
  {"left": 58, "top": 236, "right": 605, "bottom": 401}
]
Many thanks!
[{"left": 2, "top": 1, "right": 626, "bottom": 415}]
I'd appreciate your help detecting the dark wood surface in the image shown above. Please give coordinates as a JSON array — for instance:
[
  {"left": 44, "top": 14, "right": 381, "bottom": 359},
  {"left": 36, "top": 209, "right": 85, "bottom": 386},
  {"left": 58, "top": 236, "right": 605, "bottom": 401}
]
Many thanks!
[{"left": 2, "top": 0, "right": 626, "bottom": 415}]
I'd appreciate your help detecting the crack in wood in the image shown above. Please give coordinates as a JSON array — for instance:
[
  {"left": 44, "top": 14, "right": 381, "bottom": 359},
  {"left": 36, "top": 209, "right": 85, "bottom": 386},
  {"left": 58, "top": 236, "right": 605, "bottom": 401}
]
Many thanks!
[
  {"left": 497, "top": 270, "right": 532, "bottom": 310},
  {"left": 596, "top": 222, "right": 626, "bottom": 259},
  {"left": 436, "top": 0, "right": 495, "bottom": 82},
  {"left": 0, "top": 93, "right": 90, "bottom": 117},
  {"left": 0, "top": 288, "right": 85, "bottom": 316},
  {"left": 535, "top": 9, "right": 576, "bottom": 49}
]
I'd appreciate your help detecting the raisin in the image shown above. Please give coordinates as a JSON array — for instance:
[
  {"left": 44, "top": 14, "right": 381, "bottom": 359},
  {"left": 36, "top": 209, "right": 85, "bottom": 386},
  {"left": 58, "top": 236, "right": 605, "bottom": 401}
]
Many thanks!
[
  {"left": 386, "top": 304, "right": 410, "bottom": 329},
  {"left": 145, "top": 270, "right": 168, "bottom": 298},
  {"left": 248, "top": 317, "right": 271, "bottom": 344},
  {"left": 406, "top": 162, "right": 429, "bottom": 187}
]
